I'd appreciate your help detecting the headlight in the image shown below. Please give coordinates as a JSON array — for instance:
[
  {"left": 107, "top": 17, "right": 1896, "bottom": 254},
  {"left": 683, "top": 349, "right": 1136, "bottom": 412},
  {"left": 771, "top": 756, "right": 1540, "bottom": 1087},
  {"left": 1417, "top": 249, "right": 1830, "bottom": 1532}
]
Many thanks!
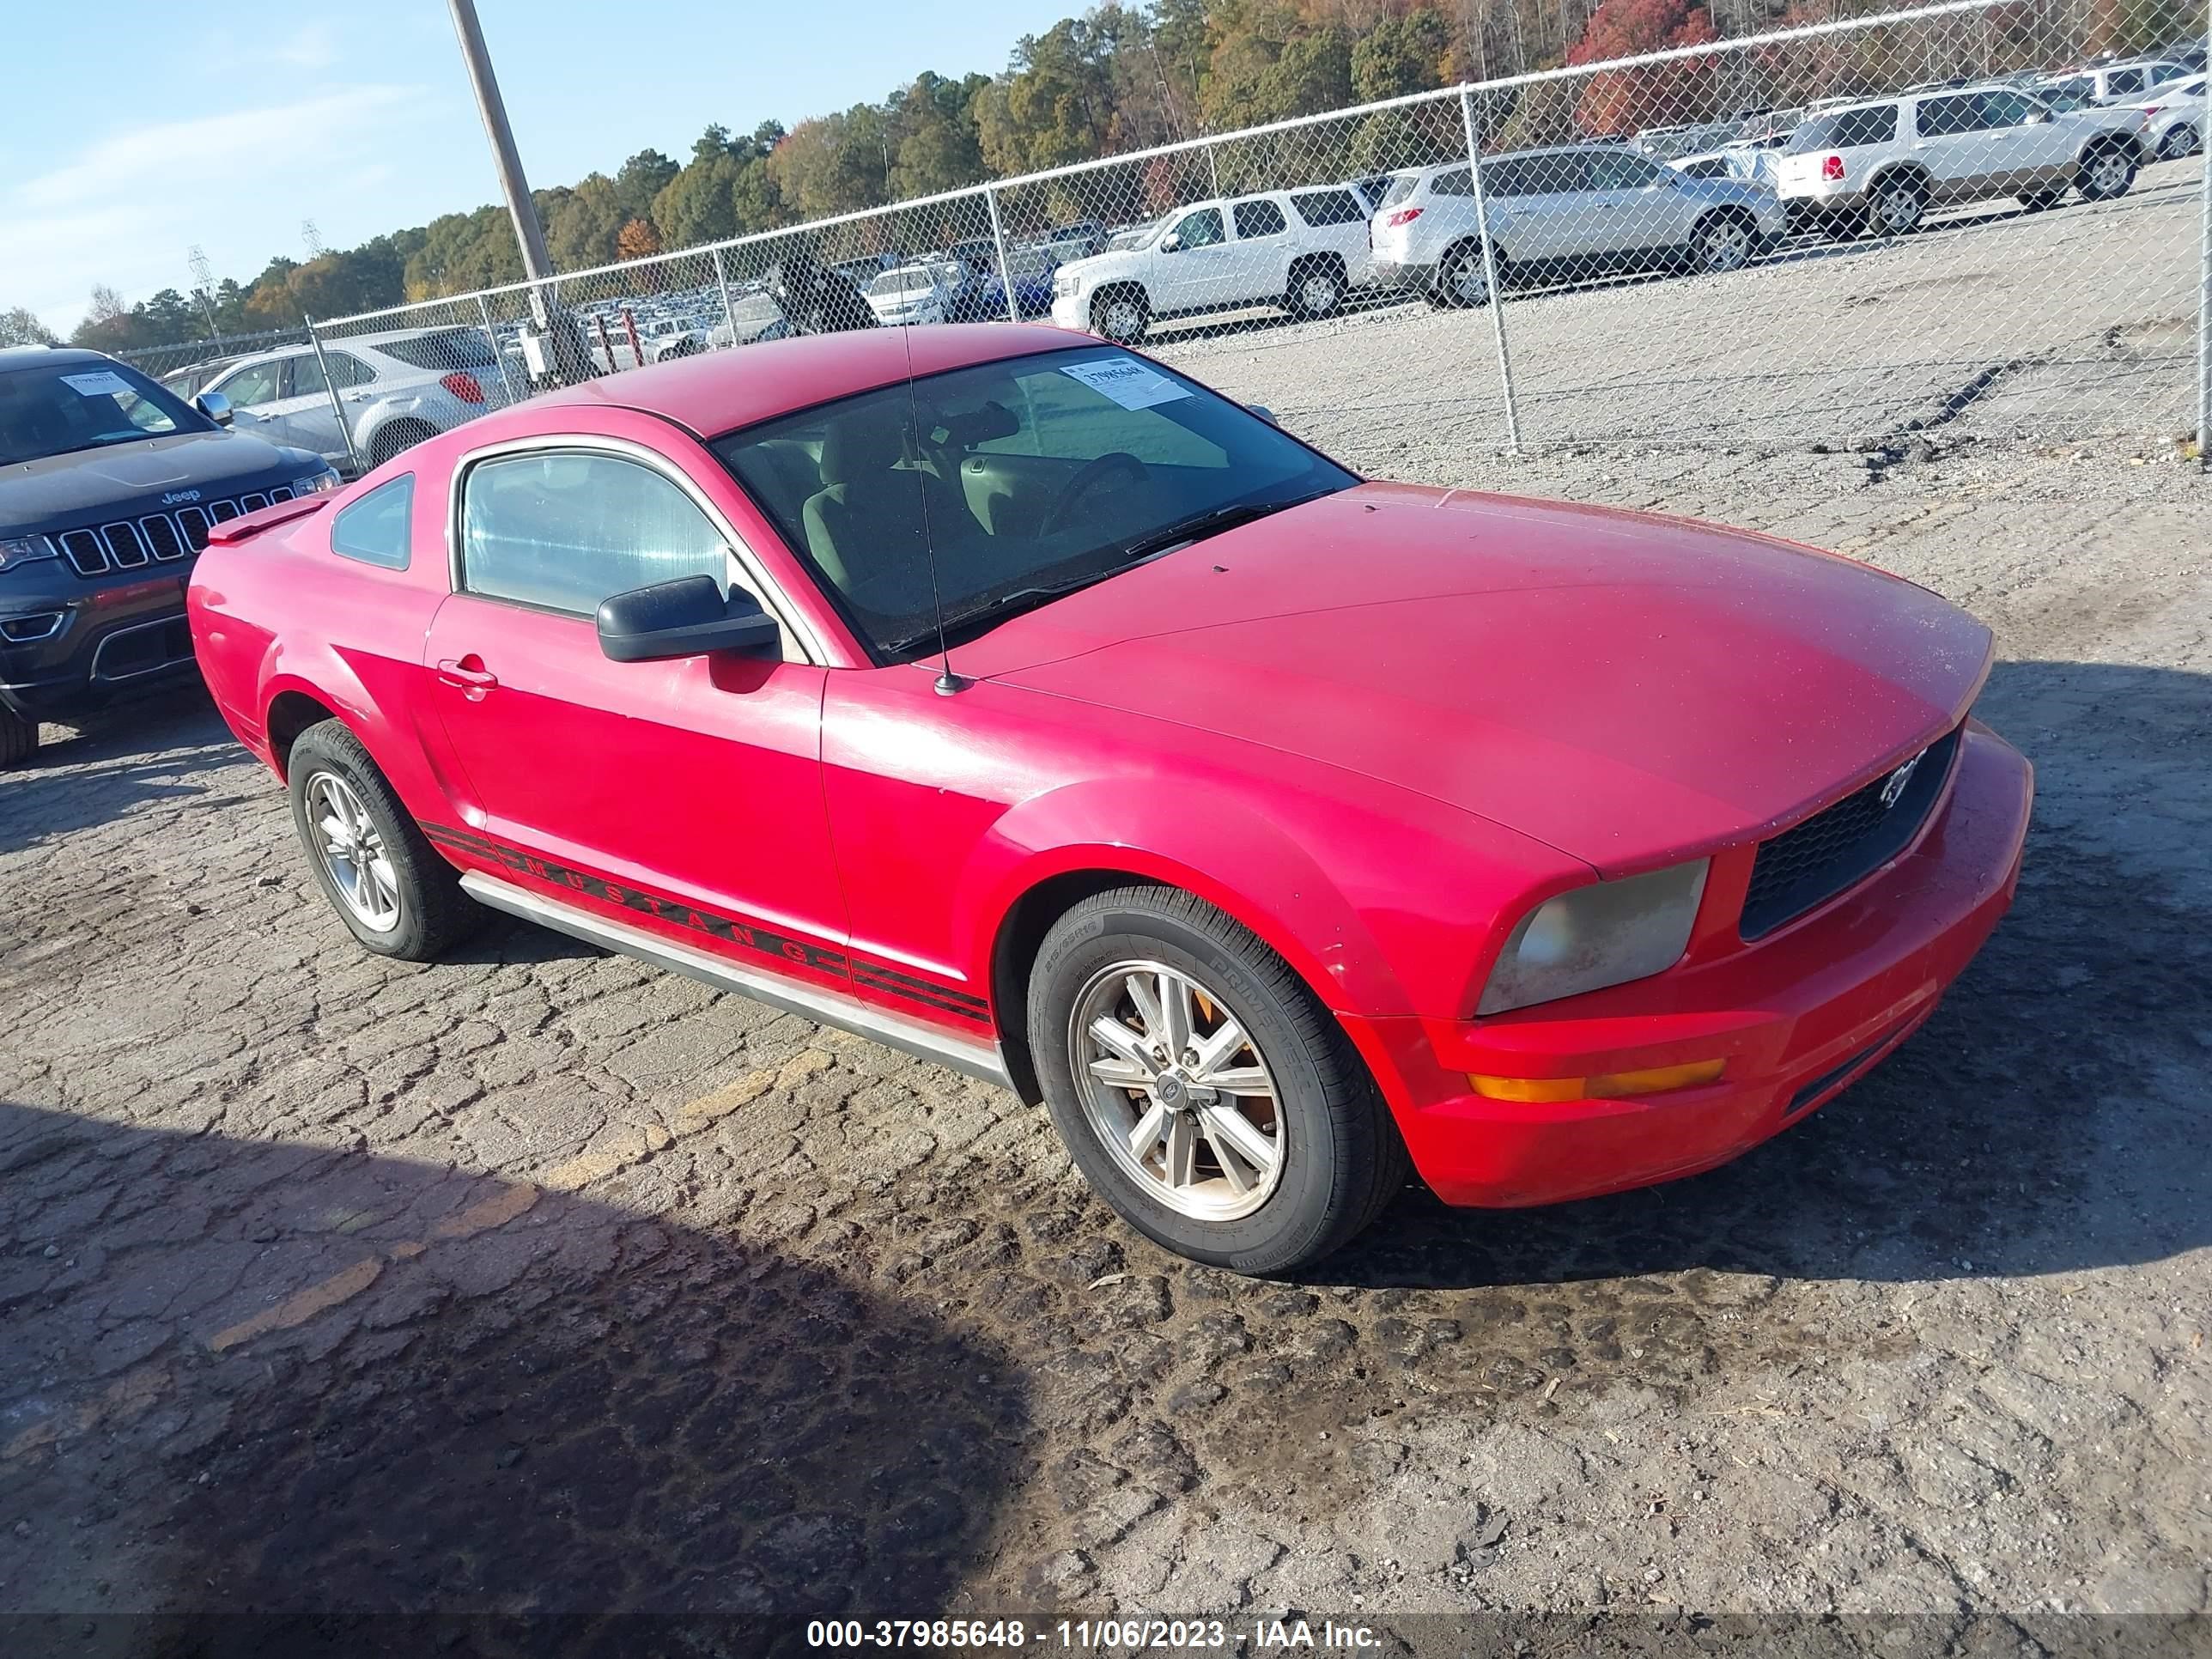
[
  {"left": 0, "top": 536, "right": 57, "bottom": 573},
  {"left": 1477, "top": 859, "right": 1709, "bottom": 1016},
  {"left": 292, "top": 468, "right": 343, "bottom": 495}
]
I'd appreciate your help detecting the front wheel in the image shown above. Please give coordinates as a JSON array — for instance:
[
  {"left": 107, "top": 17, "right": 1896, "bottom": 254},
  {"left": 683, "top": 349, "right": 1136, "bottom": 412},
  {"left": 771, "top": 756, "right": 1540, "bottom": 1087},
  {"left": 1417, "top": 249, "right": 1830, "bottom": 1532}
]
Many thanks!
[
  {"left": 0, "top": 703, "right": 39, "bottom": 768},
  {"left": 1090, "top": 289, "right": 1150, "bottom": 345},
  {"left": 288, "top": 720, "right": 484, "bottom": 960},
  {"left": 1027, "top": 886, "right": 1409, "bottom": 1274}
]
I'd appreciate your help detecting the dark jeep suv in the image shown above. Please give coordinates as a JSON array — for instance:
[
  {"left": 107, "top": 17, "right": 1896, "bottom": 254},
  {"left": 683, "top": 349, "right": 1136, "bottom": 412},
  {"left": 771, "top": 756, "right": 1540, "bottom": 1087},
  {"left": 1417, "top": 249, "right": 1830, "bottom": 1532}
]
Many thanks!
[{"left": 0, "top": 347, "right": 336, "bottom": 763}]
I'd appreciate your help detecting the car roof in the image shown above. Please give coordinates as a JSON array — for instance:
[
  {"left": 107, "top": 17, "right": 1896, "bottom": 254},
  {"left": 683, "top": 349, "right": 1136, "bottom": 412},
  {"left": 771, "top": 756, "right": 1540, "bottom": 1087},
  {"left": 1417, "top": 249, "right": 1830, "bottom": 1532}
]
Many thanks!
[
  {"left": 528, "top": 323, "right": 1091, "bottom": 436},
  {"left": 0, "top": 345, "right": 112, "bottom": 371}
]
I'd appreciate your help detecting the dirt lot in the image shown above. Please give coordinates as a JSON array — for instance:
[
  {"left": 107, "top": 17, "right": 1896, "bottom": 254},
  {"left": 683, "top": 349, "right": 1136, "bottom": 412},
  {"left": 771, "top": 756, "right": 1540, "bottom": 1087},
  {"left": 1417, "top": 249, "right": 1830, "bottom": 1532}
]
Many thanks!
[{"left": 2, "top": 414, "right": 2209, "bottom": 1649}]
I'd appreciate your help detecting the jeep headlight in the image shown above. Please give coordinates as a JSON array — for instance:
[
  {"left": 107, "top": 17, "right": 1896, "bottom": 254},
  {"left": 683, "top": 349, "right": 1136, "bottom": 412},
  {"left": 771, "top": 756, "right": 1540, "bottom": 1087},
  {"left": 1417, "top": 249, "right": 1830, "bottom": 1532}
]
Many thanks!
[
  {"left": 0, "top": 536, "right": 57, "bottom": 573},
  {"left": 1477, "top": 859, "right": 1709, "bottom": 1016},
  {"left": 292, "top": 467, "right": 343, "bottom": 495}
]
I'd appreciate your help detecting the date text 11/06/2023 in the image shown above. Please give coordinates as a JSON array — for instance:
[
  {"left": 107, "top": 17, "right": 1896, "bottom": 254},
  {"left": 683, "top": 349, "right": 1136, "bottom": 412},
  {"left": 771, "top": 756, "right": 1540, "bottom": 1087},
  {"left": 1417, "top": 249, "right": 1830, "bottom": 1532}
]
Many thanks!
[{"left": 805, "top": 1619, "right": 1383, "bottom": 1650}]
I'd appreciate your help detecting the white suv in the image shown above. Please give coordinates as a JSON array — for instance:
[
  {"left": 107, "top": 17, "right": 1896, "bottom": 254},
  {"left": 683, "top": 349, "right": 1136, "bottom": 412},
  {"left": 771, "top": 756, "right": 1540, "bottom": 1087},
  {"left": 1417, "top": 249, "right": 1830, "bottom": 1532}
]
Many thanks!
[
  {"left": 2035, "top": 58, "right": 2190, "bottom": 106},
  {"left": 1367, "top": 146, "right": 1787, "bottom": 307},
  {"left": 1774, "top": 87, "right": 2149, "bottom": 238},
  {"left": 200, "top": 326, "right": 514, "bottom": 473},
  {"left": 1049, "top": 182, "right": 1385, "bottom": 344}
]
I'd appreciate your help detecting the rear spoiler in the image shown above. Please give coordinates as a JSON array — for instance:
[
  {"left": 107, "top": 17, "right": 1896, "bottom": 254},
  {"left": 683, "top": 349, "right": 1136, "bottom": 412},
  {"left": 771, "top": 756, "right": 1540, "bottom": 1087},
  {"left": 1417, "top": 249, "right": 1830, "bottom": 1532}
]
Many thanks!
[{"left": 207, "top": 492, "right": 331, "bottom": 547}]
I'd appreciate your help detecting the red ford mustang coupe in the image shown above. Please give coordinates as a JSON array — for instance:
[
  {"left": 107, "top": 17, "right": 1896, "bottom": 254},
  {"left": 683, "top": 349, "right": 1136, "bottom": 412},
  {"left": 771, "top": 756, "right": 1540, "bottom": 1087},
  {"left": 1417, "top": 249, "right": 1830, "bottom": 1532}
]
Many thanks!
[{"left": 189, "top": 325, "right": 2032, "bottom": 1273}]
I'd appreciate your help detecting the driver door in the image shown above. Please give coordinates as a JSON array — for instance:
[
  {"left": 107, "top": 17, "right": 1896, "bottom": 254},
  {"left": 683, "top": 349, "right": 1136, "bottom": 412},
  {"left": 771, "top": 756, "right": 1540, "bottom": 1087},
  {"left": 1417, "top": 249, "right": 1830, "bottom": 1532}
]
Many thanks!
[
  {"left": 421, "top": 442, "right": 850, "bottom": 981},
  {"left": 1153, "top": 206, "right": 1234, "bottom": 314}
]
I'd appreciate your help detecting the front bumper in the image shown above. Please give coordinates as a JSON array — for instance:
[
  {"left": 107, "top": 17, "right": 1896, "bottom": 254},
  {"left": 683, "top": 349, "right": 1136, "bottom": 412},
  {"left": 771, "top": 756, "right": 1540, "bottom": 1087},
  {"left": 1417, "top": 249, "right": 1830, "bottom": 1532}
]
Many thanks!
[
  {"left": 1346, "top": 722, "right": 2033, "bottom": 1208},
  {"left": 1049, "top": 293, "right": 1091, "bottom": 331},
  {"left": 1, "top": 569, "right": 198, "bottom": 720}
]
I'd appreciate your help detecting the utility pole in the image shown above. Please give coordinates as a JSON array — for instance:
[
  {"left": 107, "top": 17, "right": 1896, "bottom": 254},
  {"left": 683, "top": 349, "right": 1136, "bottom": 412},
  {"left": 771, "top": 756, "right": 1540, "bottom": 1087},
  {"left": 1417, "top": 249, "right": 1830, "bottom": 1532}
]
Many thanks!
[{"left": 446, "top": 0, "right": 553, "bottom": 285}]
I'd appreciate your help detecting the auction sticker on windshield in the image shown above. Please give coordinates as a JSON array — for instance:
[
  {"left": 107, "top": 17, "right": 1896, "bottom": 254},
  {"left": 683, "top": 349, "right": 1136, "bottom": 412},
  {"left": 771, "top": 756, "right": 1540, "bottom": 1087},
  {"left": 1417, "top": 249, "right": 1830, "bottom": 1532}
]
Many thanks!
[
  {"left": 59, "top": 371, "right": 136, "bottom": 398},
  {"left": 1060, "top": 357, "right": 1191, "bottom": 410}
]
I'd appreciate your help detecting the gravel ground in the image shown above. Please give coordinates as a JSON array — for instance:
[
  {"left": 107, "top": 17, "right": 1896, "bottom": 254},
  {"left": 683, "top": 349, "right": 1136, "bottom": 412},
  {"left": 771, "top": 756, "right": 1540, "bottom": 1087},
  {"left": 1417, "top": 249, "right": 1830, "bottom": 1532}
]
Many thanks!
[{"left": 1, "top": 341, "right": 2209, "bottom": 1653}]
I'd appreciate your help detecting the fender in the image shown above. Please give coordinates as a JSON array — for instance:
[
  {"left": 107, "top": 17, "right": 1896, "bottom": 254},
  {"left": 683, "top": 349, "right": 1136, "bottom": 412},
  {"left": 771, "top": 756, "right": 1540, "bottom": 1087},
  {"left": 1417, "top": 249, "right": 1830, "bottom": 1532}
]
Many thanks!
[{"left": 963, "top": 777, "right": 1409, "bottom": 1018}]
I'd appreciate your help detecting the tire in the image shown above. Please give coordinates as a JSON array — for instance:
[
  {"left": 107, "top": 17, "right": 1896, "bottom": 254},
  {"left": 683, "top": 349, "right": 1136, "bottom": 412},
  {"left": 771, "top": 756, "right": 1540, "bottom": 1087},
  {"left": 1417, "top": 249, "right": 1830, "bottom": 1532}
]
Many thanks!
[
  {"left": 1868, "top": 172, "right": 1926, "bottom": 236},
  {"left": 287, "top": 720, "right": 484, "bottom": 961},
  {"left": 2077, "top": 142, "right": 2137, "bottom": 202},
  {"left": 367, "top": 419, "right": 438, "bottom": 471},
  {"left": 0, "top": 703, "right": 39, "bottom": 768},
  {"left": 1026, "top": 885, "right": 1410, "bottom": 1274},
  {"left": 1285, "top": 258, "right": 1346, "bottom": 320},
  {"left": 1090, "top": 287, "right": 1150, "bottom": 346},
  {"left": 1690, "top": 210, "right": 1758, "bottom": 275},
  {"left": 2159, "top": 123, "right": 2202, "bottom": 161},
  {"left": 1428, "top": 240, "right": 1492, "bottom": 309},
  {"left": 2016, "top": 187, "right": 2065, "bottom": 211}
]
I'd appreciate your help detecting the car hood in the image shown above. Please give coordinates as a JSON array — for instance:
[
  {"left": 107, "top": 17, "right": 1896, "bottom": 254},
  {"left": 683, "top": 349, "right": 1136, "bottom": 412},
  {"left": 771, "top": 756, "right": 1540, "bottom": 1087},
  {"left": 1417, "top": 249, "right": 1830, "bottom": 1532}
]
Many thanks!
[
  {"left": 1, "top": 428, "right": 313, "bottom": 534},
  {"left": 962, "top": 483, "right": 1990, "bottom": 873}
]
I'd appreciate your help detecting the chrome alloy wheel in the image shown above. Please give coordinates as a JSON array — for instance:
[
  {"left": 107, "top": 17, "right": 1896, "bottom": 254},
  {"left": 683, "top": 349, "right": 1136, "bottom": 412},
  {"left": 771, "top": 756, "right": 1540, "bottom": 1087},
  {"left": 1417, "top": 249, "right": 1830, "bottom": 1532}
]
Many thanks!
[
  {"left": 1700, "top": 219, "right": 1753, "bottom": 272},
  {"left": 1446, "top": 249, "right": 1490, "bottom": 305},
  {"left": 1068, "top": 959, "right": 1285, "bottom": 1221},
  {"left": 305, "top": 770, "right": 402, "bottom": 934},
  {"left": 2086, "top": 149, "right": 2132, "bottom": 196},
  {"left": 1100, "top": 296, "right": 1146, "bottom": 340},
  {"left": 1298, "top": 270, "right": 1341, "bottom": 313}
]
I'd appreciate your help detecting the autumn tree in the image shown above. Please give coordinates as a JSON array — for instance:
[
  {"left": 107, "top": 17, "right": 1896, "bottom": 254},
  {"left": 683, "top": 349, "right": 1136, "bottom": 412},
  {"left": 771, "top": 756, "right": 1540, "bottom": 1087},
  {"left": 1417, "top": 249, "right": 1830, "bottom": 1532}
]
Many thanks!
[
  {"left": 1567, "top": 0, "right": 1721, "bottom": 136},
  {"left": 2, "top": 307, "right": 55, "bottom": 346}
]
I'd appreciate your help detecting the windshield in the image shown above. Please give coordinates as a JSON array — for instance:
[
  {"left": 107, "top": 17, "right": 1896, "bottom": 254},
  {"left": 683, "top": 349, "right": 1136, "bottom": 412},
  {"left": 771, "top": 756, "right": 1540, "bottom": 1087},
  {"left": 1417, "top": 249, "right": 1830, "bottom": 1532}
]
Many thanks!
[
  {"left": 0, "top": 359, "right": 211, "bottom": 466},
  {"left": 714, "top": 346, "right": 1356, "bottom": 661}
]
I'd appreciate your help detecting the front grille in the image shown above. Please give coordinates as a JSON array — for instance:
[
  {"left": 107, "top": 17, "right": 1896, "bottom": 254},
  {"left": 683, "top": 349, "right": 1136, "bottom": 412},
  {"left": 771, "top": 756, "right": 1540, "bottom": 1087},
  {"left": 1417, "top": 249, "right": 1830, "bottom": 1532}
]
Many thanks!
[
  {"left": 1741, "top": 726, "right": 1962, "bottom": 939},
  {"left": 44, "top": 489, "right": 286, "bottom": 580}
]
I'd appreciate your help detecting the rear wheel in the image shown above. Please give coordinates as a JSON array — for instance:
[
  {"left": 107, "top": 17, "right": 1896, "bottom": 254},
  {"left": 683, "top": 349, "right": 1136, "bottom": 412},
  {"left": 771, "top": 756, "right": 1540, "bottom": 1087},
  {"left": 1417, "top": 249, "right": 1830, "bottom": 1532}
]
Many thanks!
[
  {"left": 1429, "top": 240, "right": 1492, "bottom": 308},
  {"left": 1691, "top": 211, "right": 1757, "bottom": 274},
  {"left": 1285, "top": 258, "right": 1346, "bottom": 320},
  {"left": 2159, "top": 123, "right": 2202, "bottom": 160},
  {"left": 1027, "top": 885, "right": 1409, "bottom": 1274},
  {"left": 1090, "top": 287, "right": 1150, "bottom": 345},
  {"left": 0, "top": 704, "right": 39, "bottom": 768},
  {"left": 288, "top": 720, "right": 484, "bottom": 960},
  {"left": 2077, "top": 142, "right": 2137, "bottom": 201},
  {"left": 1869, "top": 173, "right": 1926, "bottom": 235},
  {"left": 367, "top": 418, "right": 439, "bottom": 471}
]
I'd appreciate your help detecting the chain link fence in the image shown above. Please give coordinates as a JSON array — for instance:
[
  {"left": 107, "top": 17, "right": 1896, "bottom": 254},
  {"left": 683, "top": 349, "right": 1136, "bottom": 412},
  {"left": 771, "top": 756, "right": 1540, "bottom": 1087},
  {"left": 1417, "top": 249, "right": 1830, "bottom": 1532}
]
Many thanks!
[{"left": 263, "top": 0, "right": 2207, "bottom": 474}]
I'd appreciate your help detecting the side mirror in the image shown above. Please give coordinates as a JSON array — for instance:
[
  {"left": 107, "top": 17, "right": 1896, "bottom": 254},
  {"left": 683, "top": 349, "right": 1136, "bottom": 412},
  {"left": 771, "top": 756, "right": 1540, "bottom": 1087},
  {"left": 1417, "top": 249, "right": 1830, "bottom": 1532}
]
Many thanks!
[
  {"left": 1160, "top": 234, "right": 1183, "bottom": 253},
  {"left": 2027, "top": 108, "right": 2052, "bottom": 124},
  {"left": 597, "top": 574, "right": 780, "bottom": 664},
  {"left": 1245, "top": 403, "right": 1279, "bottom": 426},
  {"left": 196, "top": 391, "right": 234, "bottom": 427}
]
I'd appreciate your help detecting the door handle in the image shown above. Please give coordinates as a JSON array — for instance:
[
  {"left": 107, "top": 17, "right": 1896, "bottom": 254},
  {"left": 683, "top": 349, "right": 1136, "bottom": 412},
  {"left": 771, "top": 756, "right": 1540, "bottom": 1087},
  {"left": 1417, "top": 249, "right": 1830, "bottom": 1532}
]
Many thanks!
[{"left": 436, "top": 658, "right": 499, "bottom": 694}]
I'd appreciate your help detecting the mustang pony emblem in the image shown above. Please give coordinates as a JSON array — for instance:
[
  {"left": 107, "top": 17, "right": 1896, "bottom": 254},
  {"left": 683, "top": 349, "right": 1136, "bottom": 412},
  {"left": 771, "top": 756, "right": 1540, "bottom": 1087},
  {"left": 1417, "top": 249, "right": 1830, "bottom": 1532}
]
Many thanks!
[{"left": 1880, "top": 753, "right": 1923, "bottom": 810}]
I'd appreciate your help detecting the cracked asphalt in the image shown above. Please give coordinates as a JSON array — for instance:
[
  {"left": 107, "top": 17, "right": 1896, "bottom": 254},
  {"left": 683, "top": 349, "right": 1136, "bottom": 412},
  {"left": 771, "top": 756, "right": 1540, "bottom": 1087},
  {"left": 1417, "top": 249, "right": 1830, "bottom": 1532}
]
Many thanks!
[{"left": 3, "top": 286, "right": 2210, "bottom": 1657}]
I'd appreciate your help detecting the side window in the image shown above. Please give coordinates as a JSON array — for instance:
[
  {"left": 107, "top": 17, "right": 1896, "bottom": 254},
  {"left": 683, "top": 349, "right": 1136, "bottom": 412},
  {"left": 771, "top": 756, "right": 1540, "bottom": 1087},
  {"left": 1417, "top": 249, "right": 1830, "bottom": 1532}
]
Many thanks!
[
  {"left": 285, "top": 355, "right": 324, "bottom": 400},
  {"left": 1472, "top": 159, "right": 1520, "bottom": 197},
  {"left": 1590, "top": 150, "right": 1665, "bottom": 189},
  {"left": 1975, "top": 92, "right": 2033, "bottom": 128},
  {"left": 1836, "top": 104, "right": 1900, "bottom": 146},
  {"left": 1524, "top": 151, "right": 1595, "bottom": 193},
  {"left": 461, "top": 451, "right": 732, "bottom": 616},
  {"left": 216, "top": 361, "right": 284, "bottom": 410},
  {"left": 2106, "top": 68, "right": 2144, "bottom": 95},
  {"left": 1917, "top": 94, "right": 1983, "bottom": 137},
  {"left": 1430, "top": 165, "right": 1476, "bottom": 197},
  {"left": 1290, "top": 189, "right": 1364, "bottom": 227},
  {"left": 1172, "top": 208, "right": 1225, "bottom": 249},
  {"left": 329, "top": 474, "right": 413, "bottom": 570},
  {"left": 1231, "top": 198, "right": 1288, "bottom": 238},
  {"left": 325, "top": 353, "right": 376, "bottom": 391}
]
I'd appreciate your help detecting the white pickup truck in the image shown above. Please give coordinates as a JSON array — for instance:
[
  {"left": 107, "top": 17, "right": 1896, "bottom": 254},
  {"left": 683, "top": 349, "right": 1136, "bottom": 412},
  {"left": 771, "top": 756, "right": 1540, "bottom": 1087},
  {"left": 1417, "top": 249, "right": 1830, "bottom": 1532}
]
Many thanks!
[{"left": 1049, "top": 181, "right": 1387, "bottom": 344}]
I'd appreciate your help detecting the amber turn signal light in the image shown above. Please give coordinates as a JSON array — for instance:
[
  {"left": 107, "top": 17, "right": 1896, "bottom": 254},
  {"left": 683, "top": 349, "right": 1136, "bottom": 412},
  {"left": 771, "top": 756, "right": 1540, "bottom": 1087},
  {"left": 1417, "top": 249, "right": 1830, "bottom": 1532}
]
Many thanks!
[{"left": 1469, "top": 1058, "right": 1727, "bottom": 1103}]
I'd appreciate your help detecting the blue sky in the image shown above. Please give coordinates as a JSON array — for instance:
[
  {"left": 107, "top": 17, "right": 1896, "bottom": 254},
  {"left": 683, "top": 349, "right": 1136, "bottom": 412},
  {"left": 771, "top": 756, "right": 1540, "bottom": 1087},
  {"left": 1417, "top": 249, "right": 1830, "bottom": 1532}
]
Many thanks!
[{"left": 0, "top": 0, "right": 1075, "bottom": 334}]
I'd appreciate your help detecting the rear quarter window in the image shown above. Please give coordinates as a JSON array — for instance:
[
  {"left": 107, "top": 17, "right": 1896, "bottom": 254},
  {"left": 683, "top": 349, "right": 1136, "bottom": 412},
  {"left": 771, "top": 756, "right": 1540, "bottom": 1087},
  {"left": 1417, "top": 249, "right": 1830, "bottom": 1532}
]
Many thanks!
[
  {"left": 372, "top": 330, "right": 496, "bottom": 373},
  {"left": 329, "top": 475, "right": 414, "bottom": 570},
  {"left": 1291, "top": 188, "right": 1365, "bottom": 226}
]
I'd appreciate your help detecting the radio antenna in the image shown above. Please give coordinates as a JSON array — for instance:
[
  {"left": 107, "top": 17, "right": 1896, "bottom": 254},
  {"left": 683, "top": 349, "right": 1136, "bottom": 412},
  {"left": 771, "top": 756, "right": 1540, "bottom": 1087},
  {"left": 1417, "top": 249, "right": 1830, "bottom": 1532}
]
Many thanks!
[{"left": 899, "top": 325, "right": 968, "bottom": 696}]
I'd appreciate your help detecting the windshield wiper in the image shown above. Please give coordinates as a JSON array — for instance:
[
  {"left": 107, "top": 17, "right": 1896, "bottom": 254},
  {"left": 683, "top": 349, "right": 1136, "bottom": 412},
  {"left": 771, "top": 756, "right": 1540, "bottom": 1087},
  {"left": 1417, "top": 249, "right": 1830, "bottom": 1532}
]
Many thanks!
[
  {"left": 880, "top": 570, "right": 1122, "bottom": 659},
  {"left": 1116, "top": 487, "right": 1338, "bottom": 562}
]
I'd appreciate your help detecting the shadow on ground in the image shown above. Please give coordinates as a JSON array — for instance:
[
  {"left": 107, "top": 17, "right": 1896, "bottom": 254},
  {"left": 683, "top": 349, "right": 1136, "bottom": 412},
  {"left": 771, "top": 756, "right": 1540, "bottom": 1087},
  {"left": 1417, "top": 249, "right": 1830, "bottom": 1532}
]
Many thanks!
[{"left": 0, "top": 1102, "right": 1027, "bottom": 1658}]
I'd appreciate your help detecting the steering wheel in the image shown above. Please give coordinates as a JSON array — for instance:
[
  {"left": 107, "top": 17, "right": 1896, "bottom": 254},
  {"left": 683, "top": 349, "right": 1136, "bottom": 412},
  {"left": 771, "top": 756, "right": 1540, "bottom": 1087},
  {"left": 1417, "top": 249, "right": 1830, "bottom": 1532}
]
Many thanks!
[{"left": 1037, "top": 452, "right": 1148, "bottom": 539}]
